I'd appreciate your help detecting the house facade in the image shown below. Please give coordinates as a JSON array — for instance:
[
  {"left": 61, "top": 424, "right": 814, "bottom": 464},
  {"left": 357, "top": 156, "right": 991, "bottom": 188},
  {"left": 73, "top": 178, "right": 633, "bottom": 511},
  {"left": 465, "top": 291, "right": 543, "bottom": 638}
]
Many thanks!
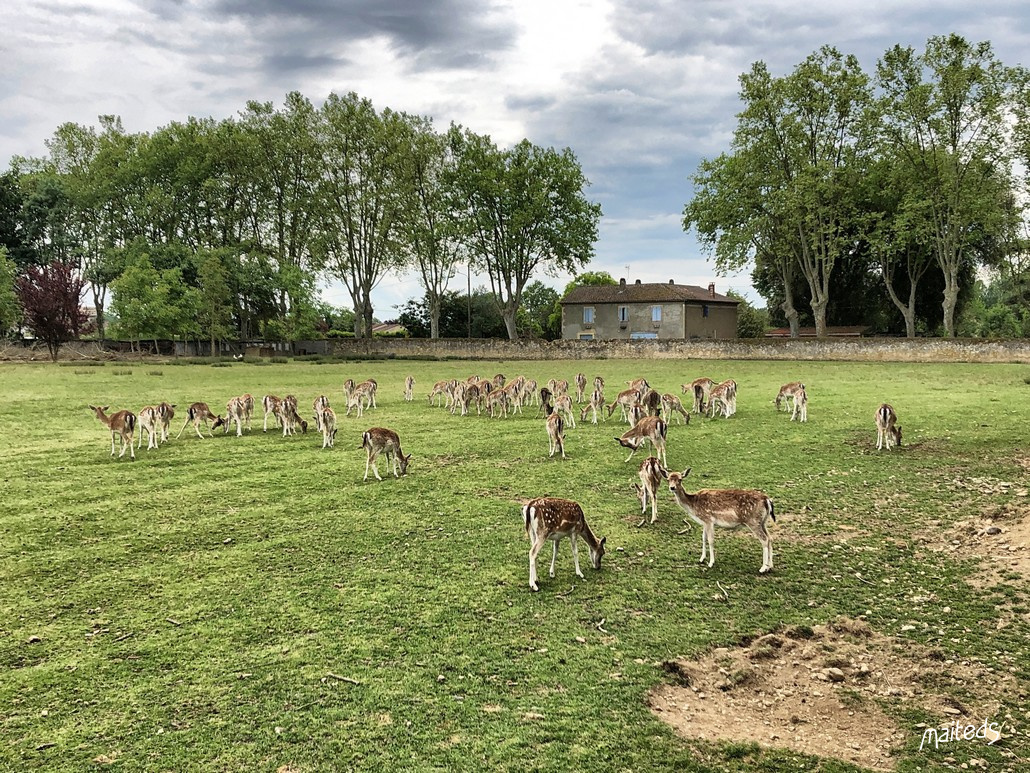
[{"left": 560, "top": 279, "right": 739, "bottom": 341}]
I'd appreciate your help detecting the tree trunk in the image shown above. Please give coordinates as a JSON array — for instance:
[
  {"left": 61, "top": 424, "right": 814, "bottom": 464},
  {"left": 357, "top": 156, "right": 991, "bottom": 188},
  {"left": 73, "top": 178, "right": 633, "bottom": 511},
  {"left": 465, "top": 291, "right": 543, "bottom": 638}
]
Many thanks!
[
  {"left": 941, "top": 267, "right": 960, "bottom": 337},
  {"left": 782, "top": 280, "right": 800, "bottom": 338},
  {"left": 93, "top": 296, "right": 105, "bottom": 345},
  {"left": 502, "top": 307, "right": 518, "bottom": 340},
  {"left": 811, "top": 301, "right": 828, "bottom": 338},
  {"left": 429, "top": 294, "right": 441, "bottom": 339}
]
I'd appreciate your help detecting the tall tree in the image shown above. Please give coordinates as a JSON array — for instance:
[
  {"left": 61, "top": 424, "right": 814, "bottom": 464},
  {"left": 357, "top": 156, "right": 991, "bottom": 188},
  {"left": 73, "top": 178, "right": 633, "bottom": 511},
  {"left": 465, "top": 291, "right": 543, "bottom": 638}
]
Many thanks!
[
  {"left": 15, "top": 259, "right": 90, "bottom": 360},
  {"left": 196, "top": 252, "right": 232, "bottom": 356},
  {"left": 314, "top": 93, "right": 410, "bottom": 338},
  {"left": 449, "top": 129, "right": 601, "bottom": 339},
  {"left": 876, "top": 35, "right": 1020, "bottom": 336},
  {"left": 0, "top": 247, "right": 20, "bottom": 336}
]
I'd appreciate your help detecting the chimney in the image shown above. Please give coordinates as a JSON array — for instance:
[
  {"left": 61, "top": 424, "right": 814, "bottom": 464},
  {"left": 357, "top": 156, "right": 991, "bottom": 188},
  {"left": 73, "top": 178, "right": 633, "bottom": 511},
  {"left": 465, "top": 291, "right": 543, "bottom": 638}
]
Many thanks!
[
  {"left": 635, "top": 279, "right": 641, "bottom": 285},
  {"left": 708, "top": 282, "right": 716, "bottom": 297},
  {"left": 619, "top": 278, "right": 626, "bottom": 286},
  {"left": 669, "top": 279, "right": 674, "bottom": 285}
]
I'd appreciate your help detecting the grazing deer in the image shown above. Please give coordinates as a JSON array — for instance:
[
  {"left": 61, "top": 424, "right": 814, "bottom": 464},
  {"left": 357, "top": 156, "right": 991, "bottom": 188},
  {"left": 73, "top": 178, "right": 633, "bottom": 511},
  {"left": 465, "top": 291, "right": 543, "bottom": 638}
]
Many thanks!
[
  {"left": 539, "top": 387, "right": 553, "bottom": 416},
  {"left": 262, "top": 395, "right": 282, "bottom": 432},
  {"left": 345, "top": 390, "right": 365, "bottom": 419},
  {"left": 641, "top": 388, "right": 662, "bottom": 417},
  {"left": 156, "top": 402, "right": 175, "bottom": 443},
  {"left": 775, "top": 382, "right": 805, "bottom": 412},
  {"left": 615, "top": 415, "right": 668, "bottom": 466},
  {"left": 791, "top": 388, "right": 808, "bottom": 423},
  {"left": 404, "top": 375, "right": 415, "bottom": 402},
  {"left": 361, "top": 427, "right": 411, "bottom": 481},
  {"left": 176, "top": 402, "right": 224, "bottom": 439},
  {"left": 575, "top": 373, "right": 587, "bottom": 403},
  {"left": 137, "top": 405, "right": 160, "bottom": 450},
  {"left": 312, "top": 395, "right": 331, "bottom": 432},
  {"left": 626, "top": 377, "right": 649, "bottom": 392},
  {"left": 358, "top": 379, "right": 378, "bottom": 409},
  {"left": 546, "top": 412, "right": 566, "bottom": 459},
  {"left": 239, "top": 394, "right": 254, "bottom": 431},
  {"left": 634, "top": 456, "right": 668, "bottom": 526},
  {"left": 660, "top": 393, "right": 691, "bottom": 425},
  {"left": 552, "top": 393, "right": 576, "bottom": 428},
  {"left": 606, "top": 387, "right": 642, "bottom": 422},
  {"left": 320, "top": 406, "right": 337, "bottom": 449},
  {"left": 428, "top": 380, "right": 451, "bottom": 407},
  {"left": 667, "top": 468, "right": 775, "bottom": 574},
  {"left": 707, "top": 379, "right": 737, "bottom": 418},
  {"left": 580, "top": 387, "right": 606, "bottom": 425},
  {"left": 223, "top": 396, "right": 247, "bottom": 437},
  {"left": 280, "top": 395, "right": 307, "bottom": 435},
  {"left": 89, "top": 405, "right": 137, "bottom": 459},
  {"left": 523, "top": 497, "right": 606, "bottom": 592},
  {"left": 683, "top": 377, "right": 714, "bottom": 414},
  {"left": 875, "top": 403, "right": 902, "bottom": 450}
]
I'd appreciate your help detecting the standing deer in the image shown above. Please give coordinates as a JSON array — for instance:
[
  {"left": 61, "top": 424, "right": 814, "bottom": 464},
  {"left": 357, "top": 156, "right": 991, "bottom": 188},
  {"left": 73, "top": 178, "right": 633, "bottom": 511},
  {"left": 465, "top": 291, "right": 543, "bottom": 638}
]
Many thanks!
[
  {"left": 791, "top": 388, "right": 808, "bottom": 423},
  {"left": 606, "top": 387, "right": 642, "bottom": 422},
  {"left": 523, "top": 497, "right": 606, "bottom": 592},
  {"left": 404, "top": 375, "right": 415, "bottom": 402},
  {"left": 667, "top": 468, "right": 775, "bottom": 574},
  {"left": 775, "top": 382, "right": 805, "bottom": 412},
  {"left": 615, "top": 415, "right": 668, "bottom": 466},
  {"left": 552, "top": 393, "right": 576, "bottom": 428},
  {"left": 240, "top": 394, "right": 254, "bottom": 431},
  {"left": 361, "top": 427, "right": 411, "bottom": 481},
  {"left": 580, "top": 387, "right": 606, "bottom": 425},
  {"left": 157, "top": 402, "right": 175, "bottom": 443},
  {"left": 262, "top": 395, "right": 282, "bottom": 432},
  {"left": 89, "top": 405, "right": 136, "bottom": 459},
  {"left": 320, "top": 406, "right": 337, "bottom": 449},
  {"left": 546, "top": 412, "right": 566, "bottom": 459},
  {"left": 634, "top": 456, "right": 668, "bottom": 526},
  {"left": 683, "top": 377, "right": 714, "bottom": 414},
  {"left": 660, "top": 393, "right": 691, "bottom": 425},
  {"left": 875, "top": 403, "right": 902, "bottom": 450},
  {"left": 176, "top": 402, "right": 225, "bottom": 439},
  {"left": 279, "top": 395, "right": 307, "bottom": 436},
  {"left": 707, "top": 379, "right": 737, "bottom": 418},
  {"left": 575, "top": 373, "right": 587, "bottom": 403},
  {"left": 312, "top": 395, "right": 331, "bottom": 433},
  {"left": 223, "top": 396, "right": 247, "bottom": 437},
  {"left": 137, "top": 405, "right": 160, "bottom": 450}
]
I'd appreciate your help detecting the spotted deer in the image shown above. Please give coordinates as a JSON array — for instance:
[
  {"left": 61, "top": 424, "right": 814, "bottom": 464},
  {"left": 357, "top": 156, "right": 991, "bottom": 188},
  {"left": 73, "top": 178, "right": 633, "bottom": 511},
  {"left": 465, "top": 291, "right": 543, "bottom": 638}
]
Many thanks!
[
  {"left": 580, "top": 387, "right": 606, "bottom": 425},
  {"left": 546, "top": 412, "right": 566, "bottom": 459},
  {"left": 361, "top": 427, "right": 411, "bottom": 481},
  {"left": 223, "top": 396, "right": 247, "bottom": 437},
  {"left": 634, "top": 456, "right": 668, "bottom": 526},
  {"left": 615, "top": 415, "right": 668, "bottom": 466},
  {"left": 606, "top": 387, "right": 642, "bottom": 422},
  {"left": 523, "top": 497, "right": 606, "bottom": 592},
  {"left": 428, "top": 380, "right": 452, "bottom": 407},
  {"left": 312, "top": 395, "right": 331, "bottom": 432},
  {"left": 875, "top": 403, "right": 902, "bottom": 450},
  {"left": 667, "top": 468, "right": 775, "bottom": 574},
  {"left": 707, "top": 379, "right": 737, "bottom": 418},
  {"left": 280, "top": 395, "right": 307, "bottom": 435},
  {"left": 641, "top": 388, "right": 662, "bottom": 417},
  {"left": 626, "top": 377, "right": 650, "bottom": 392},
  {"left": 89, "top": 405, "right": 137, "bottom": 459},
  {"left": 775, "top": 382, "right": 805, "bottom": 412},
  {"left": 176, "top": 402, "right": 225, "bottom": 439},
  {"left": 262, "top": 395, "right": 282, "bottom": 432},
  {"left": 404, "top": 375, "right": 415, "bottom": 402},
  {"left": 791, "top": 388, "right": 808, "bottom": 423},
  {"left": 137, "top": 405, "right": 160, "bottom": 450},
  {"left": 240, "top": 394, "right": 254, "bottom": 431},
  {"left": 552, "top": 393, "right": 576, "bottom": 428},
  {"left": 320, "top": 406, "right": 337, "bottom": 449},
  {"left": 575, "top": 373, "right": 587, "bottom": 403},
  {"left": 660, "top": 393, "right": 691, "bottom": 425},
  {"left": 157, "top": 402, "right": 175, "bottom": 443},
  {"left": 547, "top": 378, "right": 569, "bottom": 397},
  {"left": 683, "top": 377, "right": 714, "bottom": 414},
  {"left": 593, "top": 375, "right": 605, "bottom": 393}
]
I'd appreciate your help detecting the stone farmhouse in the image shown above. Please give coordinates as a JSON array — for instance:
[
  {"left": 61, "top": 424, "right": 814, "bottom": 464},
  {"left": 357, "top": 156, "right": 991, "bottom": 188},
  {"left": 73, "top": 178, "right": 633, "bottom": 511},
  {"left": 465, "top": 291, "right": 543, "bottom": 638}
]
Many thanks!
[{"left": 560, "top": 279, "right": 739, "bottom": 340}]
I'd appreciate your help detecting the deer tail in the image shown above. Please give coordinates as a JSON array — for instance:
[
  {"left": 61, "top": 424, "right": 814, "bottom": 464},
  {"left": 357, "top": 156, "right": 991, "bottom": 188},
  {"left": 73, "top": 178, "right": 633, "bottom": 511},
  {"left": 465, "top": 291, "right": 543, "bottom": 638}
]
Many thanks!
[{"left": 768, "top": 498, "right": 776, "bottom": 523}]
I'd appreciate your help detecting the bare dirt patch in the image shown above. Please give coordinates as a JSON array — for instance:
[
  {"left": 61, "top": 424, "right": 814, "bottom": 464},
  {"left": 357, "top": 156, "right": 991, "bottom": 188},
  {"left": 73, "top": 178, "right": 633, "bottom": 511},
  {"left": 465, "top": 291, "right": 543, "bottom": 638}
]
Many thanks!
[{"left": 649, "top": 618, "right": 1002, "bottom": 771}]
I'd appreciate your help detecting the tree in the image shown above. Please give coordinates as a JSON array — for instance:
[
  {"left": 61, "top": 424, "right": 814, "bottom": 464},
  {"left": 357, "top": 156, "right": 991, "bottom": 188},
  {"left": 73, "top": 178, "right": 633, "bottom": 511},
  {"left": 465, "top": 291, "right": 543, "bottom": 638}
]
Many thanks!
[
  {"left": 520, "top": 281, "right": 560, "bottom": 339},
  {"left": 0, "top": 247, "right": 20, "bottom": 336},
  {"left": 15, "top": 259, "right": 90, "bottom": 360},
  {"left": 547, "top": 270, "right": 617, "bottom": 335},
  {"left": 398, "top": 289, "right": 507, "bottom": 338},
  {"left": 876, "top": 35, "right": 1021, "bottom": 336},
  {"left": 449, "top": 129, "right": 601, "bottom": 340},
  {"left": 110, "top": 257, "right": 163, "bottom": 353},
  {"left": 196, "top": 252, "right": 232, "bottom": 356},
  {"left": 727, "top": 290, "right": 769, "bottom": 338}
]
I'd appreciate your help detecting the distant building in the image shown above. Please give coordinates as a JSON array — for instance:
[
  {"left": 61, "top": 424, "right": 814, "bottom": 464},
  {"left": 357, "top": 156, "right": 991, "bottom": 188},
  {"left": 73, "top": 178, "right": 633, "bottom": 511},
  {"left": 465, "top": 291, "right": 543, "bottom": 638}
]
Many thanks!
[{"left": 560, "top": 279, "right": 739, "bottom": 340}]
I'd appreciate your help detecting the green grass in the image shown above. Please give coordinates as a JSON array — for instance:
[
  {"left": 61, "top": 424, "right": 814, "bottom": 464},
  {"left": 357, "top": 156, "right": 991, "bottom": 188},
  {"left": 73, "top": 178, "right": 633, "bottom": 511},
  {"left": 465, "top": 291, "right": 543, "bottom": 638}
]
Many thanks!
[{"left": 1, "top": 360, "right": 1028, "bottom": 771}]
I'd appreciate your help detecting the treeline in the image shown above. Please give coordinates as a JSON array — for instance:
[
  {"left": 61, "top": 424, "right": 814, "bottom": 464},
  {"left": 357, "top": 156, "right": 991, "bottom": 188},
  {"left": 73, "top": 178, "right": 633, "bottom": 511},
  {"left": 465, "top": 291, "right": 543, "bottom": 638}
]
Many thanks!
[
  {"left": 684, "top": 34, "right": 1030, "bottom": 337},
  {"left": 0, "top": 91, "right": 601, "bottom": 355}
]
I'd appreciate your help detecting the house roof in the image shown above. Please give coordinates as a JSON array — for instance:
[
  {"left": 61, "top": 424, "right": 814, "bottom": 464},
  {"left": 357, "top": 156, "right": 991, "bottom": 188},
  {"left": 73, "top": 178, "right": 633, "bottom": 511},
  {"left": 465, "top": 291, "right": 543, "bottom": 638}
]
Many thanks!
[{"left": 560, "top": 281, "right": 739, "bottom": 306}]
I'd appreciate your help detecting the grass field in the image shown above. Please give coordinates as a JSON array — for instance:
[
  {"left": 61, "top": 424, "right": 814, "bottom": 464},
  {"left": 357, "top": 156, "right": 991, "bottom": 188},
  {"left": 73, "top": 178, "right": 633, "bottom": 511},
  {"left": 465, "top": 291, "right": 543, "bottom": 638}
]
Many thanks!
[{"left": 1, "top": 357, "right": 1028, "bottom": 771}]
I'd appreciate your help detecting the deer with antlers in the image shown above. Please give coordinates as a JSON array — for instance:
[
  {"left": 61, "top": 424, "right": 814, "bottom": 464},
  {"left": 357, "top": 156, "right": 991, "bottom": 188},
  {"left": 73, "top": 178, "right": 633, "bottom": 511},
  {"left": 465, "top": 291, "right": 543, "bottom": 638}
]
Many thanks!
[
  {"left": 875, "top": 403, "right": 902, "bottom": 450},
  {"left": 361, "top": 427, "right": 411, "bottom": 481},
  {"left": 176, "top": 402, "right": 225, "bottom": 439},
  {"left": 523, "top": 497, "right": 606, "bottom": 592},
  {"left": 634, "top": 456, "right": 668, "bottom": 526},
  {"left": 615, "top": 415, "right": 668, "bottom": 466},
  {"left": 89, "top": 405, "right": 136, "bottom": 459},
  {"left": 667, "top": 468, "right": 775, "bottom": 574}
]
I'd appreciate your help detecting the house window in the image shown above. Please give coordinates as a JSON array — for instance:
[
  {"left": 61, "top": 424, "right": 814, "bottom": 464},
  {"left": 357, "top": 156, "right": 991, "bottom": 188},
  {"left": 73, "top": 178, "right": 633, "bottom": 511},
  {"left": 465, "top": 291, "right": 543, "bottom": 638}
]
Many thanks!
[
  {"left": 583, "top": 307, "right": 594, "bottom": 325},
  {"left": 651, "top": 306, "right": 662, "bottom": 323},
  {"left": 578, "top": 333, "right": 594, "bottom": 341},
  {"left": 618, "top": 306, "right": 628, "bottom": 323},
  {"left": 703, "top": 304, "right": 709, "bottom": 318},
  {"left": 630, "top": 331, "right": 657, "bottom": 339}
]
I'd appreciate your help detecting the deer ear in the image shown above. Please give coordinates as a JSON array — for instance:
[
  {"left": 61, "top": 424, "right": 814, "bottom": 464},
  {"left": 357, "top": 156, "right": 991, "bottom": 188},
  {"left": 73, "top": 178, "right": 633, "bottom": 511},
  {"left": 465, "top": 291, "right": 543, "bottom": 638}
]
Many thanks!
[
  {"left": 682, "top": 467, "right": 692, "bottom": 479},
  {"left": 659, "top": 466, "right": 669, "bottom": 479}
]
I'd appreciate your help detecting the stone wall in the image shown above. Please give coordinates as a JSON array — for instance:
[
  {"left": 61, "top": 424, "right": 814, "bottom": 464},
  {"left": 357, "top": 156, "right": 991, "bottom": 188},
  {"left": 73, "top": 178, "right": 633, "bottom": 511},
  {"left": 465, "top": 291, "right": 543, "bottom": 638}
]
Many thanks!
[{"left": 329, "top": 337, "right": 1030, "bottom": 364}]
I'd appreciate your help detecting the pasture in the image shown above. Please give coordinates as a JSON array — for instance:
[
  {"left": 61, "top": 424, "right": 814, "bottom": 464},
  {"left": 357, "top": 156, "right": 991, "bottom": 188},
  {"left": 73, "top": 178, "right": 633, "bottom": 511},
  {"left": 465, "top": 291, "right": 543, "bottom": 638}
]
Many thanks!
[{"left": 1, "top": 358, "right": 1027, "bottom": 771}]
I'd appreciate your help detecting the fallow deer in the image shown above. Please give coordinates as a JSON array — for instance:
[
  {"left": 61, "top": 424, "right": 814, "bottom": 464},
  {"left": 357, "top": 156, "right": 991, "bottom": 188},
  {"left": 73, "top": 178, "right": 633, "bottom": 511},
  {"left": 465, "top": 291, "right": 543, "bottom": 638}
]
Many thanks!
[
  {"left": 361, "top": 427, "right": 411, "bottom": 481},
  {"left": 523, "top": 497, "right": 606, "bottom": 592},
  {"left": 428, "top": 379, "right": 452, "bottom": 407},
  {"left": 626, "top": 377, "right": 649, "bottom": 392},
  {"left": 320, "top": 406, "right": 337, "bottom": 449},
  {"left": 223, "top": 396, "right": 247, "bottom": 437},
  {"left": 660, "top": 393, "right": 691, "bottom": 425},
  {"left": 157, "top": 402, "right": 175, "bottom": 443},
  {"left": 280, "top": 395, "right": 307, "bottom": 435},
  {"left": 707, "top": 379, "right": 737, "bottom": 418},
  {"left": 547, "top": 378, "right": 569, "bottom": 397},
  {"left": 312, "top": 395, "right": 331, "bottom": 432},
  {"left": 240, "top": 393, "right": 254, "bottom": 431},
  {"left": 404, "top": 375, "right": 415, "bottom": 402},
  {"left": 262, "top": 395, "right": 282, "bottom": 432},
  {"left": 546, "top": 412, "right": 566, "bottom": 459},
  {"left": 176, "top": 402, "right": 225, "bottom": 439},
  {"left": 552, "top": 393, "right": 576, "bottom": 428},
  {"left": 791, "top": 388, "right": 808, "bottom": 423},
  {"left": 89, "top": 405, "right": 137, "bottom": 459},
  {"left": 775, "top": 382, "right": 805, "bottom": 412},
  {"left": 606, "top": 387, "right": 642, "bottom": 422},
  {"left": 615, "top": 415, "right": 668, "bottom": 466},
  {"left": 575, "top": 372, "right": 587, "bottom": 403},
  {"left": 875, "top": 403, "right": 902, "bottom": 450},
  {"left": 667, "top": 468, "right": 775, "bottom": 574},
  {"left": 580, "top": 387, "right": 606, "bottom": 425},
  {"left": 593, "top": 375, "right": 605, "bottom": 392},
  {"left": 683, "top": 377, "right": 714, "bottom": 414},
  {"left": 641, "top": 388, "right": 662, "bottom": 417},
  {"left": 634, "top": 456, "right": 668, "bottom": 526},
  {"left": 137, "top": 405, "right": 160, "bottom": 450}
]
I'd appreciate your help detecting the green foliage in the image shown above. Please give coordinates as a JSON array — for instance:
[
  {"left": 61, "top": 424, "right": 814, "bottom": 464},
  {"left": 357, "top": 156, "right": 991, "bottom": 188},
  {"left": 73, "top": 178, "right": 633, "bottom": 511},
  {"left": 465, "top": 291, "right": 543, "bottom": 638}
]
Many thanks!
[
  {"left": 398, "top": 289, "right": 507, "bottom": 338},
  {"left": 726, "top": 290, "right": 769, "bottom": 338},
  {"left": 548, "top": 271, "right": 618, "bottom": 334},
  {"left": 0, "top": 247, "right": 20, "bottom": 336}
]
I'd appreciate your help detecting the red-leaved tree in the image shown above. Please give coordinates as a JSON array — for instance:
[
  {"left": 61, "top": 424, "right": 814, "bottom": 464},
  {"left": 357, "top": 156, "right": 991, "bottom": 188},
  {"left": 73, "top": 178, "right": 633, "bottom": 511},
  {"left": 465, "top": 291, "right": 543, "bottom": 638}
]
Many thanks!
[{"left": 16, "top": 260, "right": 91, "bottom": 360}]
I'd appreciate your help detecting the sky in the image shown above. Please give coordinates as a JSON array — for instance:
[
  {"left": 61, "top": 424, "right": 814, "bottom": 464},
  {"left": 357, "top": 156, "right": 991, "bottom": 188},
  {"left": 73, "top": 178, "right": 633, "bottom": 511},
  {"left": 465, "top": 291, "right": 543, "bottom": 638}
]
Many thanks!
[{"left": 3, "top": 0, "right": 1030, "bottom": 319}]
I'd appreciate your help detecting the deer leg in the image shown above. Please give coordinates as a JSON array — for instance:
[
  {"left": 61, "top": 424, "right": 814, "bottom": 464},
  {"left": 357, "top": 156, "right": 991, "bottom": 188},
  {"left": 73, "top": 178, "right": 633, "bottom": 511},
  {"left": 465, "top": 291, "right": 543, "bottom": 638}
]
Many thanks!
[
  {"left": 571, "top": 534, "right": 584, "bottom": 579},
  {"left": 363, "top": 453, "right": 372, "bottom": 481},
  {"left": 549, "top": 540, "right": 559, "bottom": 578},
  {"left": 698, "top": 524, "right": 709, "bottom": 565},
  {"left": 650, "top": 489, "right": 658, "bottom": 524},
  {"left": 706, "top": 524, "right": 716, "bottom": 567},
  {"left": 529, "top": 536, "right": 543, "bottom": 591}
]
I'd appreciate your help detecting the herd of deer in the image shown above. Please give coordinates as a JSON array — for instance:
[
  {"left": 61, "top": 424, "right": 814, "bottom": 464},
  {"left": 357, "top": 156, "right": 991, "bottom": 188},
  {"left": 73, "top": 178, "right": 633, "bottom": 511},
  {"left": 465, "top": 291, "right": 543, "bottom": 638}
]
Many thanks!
[{"left": 88, "top": 370, "right": 902, "bottom": 592}]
